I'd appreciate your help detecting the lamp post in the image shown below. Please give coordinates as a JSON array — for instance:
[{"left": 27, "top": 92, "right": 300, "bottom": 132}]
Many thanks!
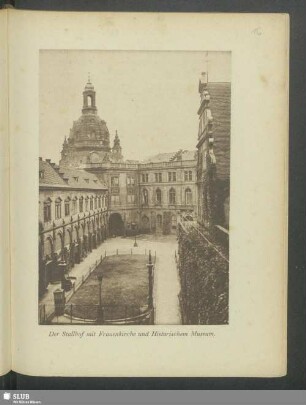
[
  {"left": 96, "top": 272, "right": 104, "bottom": 324},
  {"left": 147, "top": 250, "right": 154, "bottom": 310},
  {"left": 132, "top": 222, "right": 138, "bottom": 247}
]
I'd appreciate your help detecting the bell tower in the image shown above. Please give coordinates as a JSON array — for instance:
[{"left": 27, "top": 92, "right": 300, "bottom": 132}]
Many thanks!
[{"left": 82, "top": 73, "right": 97, "bottom": 115}]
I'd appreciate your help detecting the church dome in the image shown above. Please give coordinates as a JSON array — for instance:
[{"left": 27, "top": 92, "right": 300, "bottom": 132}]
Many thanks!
[{"left": 70, "top": 114, "right": 110, "bottom": 148}]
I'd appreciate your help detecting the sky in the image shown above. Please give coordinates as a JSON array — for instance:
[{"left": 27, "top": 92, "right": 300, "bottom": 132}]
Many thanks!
[{"left": 39, "top": 51, "right": 231, "bottom": 163}]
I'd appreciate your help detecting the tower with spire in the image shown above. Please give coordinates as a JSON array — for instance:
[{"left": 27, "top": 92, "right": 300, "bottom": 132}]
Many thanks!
[
  {"left": 59, "top": 76, "right": 112, "bottom": 168},
  {"left": 110, "top": 130, "right": 123, "bottom": 162}
]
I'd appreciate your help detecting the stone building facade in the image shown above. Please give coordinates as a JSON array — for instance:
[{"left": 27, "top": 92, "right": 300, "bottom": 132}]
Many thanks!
[
  {"left": 196, "top": 72, "right": 231, "bottom": 231},
  {"left": 39, "top": 158, "right": 108, "bottom": 296},
  {"left": 58, "top": 79, "right": 198, "bottom": 236}
]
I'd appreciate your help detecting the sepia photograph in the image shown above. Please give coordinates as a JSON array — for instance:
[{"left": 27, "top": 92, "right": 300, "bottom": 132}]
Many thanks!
[{"left": 38, "top": 50, "right": 231, "bottom": 326}]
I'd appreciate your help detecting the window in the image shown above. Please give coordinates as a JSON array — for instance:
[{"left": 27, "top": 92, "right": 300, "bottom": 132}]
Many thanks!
[
  {"left": 85, "top": 197, "right": 89, "bottom": 211},
  {"left": 65, "top": 198, "right": 70, "bottom": 216},
  {"left": 79, "top": 197, "right": 84, "bottom": 213},
  {"left": 94, "top": 197, "right": 97, "bottom": 209},
  {"left": 185, "top": 188, "right": 192, "bottom": 205},
  {"left": 156, "top": 188, "right": 162, "bottom": 204},
  {"left": 171, "top": 215, "right": 177, "bottom": 229},
  {"left": 73, "top": 177, "right": 79, "bottom": 182},
  {"left": 184, "top": 171, "right": 193, "bottom": 181},
  {"left": 98, "top": 197, "right": 101, "bottom": 208},
  {"left": 169, "top": 188, "right": 176, "bottom": 205},
  {"left": 90, "top": 197, "right": 93, "bottom": 210},
  {"left": 72, "top": 197, "right": 77, "bottom": 214},
  {"left": 39, "top": 170, "right": 44, "bottom": 179},
  {"left": 142, "top": 189, "right": 149, "bottom": 205},
  {"left": 168, "top": 172, "right": 176, "bottom": 182},
  {"left": 142, "top": 173, "right": 149, "bottom": 183},
  {"left": 155, "top": 173, "right": 162, "bottom": 182},
  {"left": 43, "top": 199, "right": 52, "bottom": 222},
  {"left": 127, "top": 194, "right": 136, "bottom": 203},
  {"left": 111, "top": 195, "right": 120, "bottom": 204},
  {"left": 55, "top": 197, "right": 62, "bottom": 219},
  {"left": 127, "top": 176, "right": 135, "bottom": 185},
  {"left": 111, "top": 176, "right": 119, "bottom": 186}
]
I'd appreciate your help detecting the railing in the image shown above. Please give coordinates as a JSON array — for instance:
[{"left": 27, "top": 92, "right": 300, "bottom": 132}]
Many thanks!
[
  {"left": 80, "top": 160, "right": 196, "bottom": 170},
  {"left": 39, "top": 304, "right": 154, "bottom": 325},
  {"left": 39, "top": 248, "right": 156, "bottom": 324}
]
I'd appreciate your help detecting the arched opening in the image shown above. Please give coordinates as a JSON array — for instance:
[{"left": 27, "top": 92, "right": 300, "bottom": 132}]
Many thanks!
[
  {"left": 169, "top": 188, "right": 176, "bottom": 205},
  {"left": 141, "top": 215, "right": 150, "bottom": 232},
  {"left": 185, "top": 188, "right": 192, "bottom": 205},
  {"left": 87, "top": 95, "right": 92, "bottom": 107},
  {"left": 109, "top": 213, "right": 124, "bottom": 236},
  {"left": 171, "top": 215, "right": 177, "bottom": 230}
]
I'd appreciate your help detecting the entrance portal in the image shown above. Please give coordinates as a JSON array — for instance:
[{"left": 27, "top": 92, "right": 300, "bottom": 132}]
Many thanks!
[{"left": 109, "top": 213, "right": 124, "bottom": 236}]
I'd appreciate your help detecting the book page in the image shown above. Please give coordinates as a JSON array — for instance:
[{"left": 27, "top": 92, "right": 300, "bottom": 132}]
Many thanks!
[
  {"left": 0, "top": 9, "right": 11, "bottom": 376},
  {"left": 9, "top": 10, "right": 288, "bottom": 377}
]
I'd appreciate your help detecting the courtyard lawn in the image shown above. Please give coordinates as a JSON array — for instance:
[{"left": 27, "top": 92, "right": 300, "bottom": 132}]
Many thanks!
[{"left": 67, "top": 254, "right": 149, "bottom": 321}]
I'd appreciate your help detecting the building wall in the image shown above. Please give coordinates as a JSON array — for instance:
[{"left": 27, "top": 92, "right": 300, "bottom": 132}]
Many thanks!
[
  {"left": 86, "top": 160, "right": 198, "bottom": 235},
  {"left": 39, "top": 187, "right": 108, "bottom": 295}
]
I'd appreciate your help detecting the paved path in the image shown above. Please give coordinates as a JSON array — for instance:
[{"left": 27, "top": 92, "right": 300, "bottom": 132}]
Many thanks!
[{"left": 40, "top": 234, "right": 182, "bottom": 324}]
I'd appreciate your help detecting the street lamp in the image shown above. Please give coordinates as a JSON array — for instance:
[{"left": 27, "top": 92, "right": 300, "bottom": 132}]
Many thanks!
[
  {"left": 96, "top": 272, "right": 104, "bottom": 324},
  {"left": 132, "top": 222, "right": 138, "bottom": 247},
  {"left": 147, "top": 250, "right": 154, "bottom": 309}
]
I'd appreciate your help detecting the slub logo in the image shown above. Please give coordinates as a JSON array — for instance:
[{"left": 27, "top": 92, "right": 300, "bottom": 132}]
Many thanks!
[{"left": 3, "top": 392, "right": 11, "bottom": 400}]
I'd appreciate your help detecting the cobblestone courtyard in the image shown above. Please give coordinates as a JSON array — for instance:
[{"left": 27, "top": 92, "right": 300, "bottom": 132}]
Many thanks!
[{"left": 40, "top": 233, "right": 181, "bottom": 324}]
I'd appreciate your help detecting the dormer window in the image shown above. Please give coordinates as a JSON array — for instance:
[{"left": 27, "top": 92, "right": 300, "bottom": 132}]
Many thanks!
[
  {"left": 39, "top": 170, "right": 44, "bottom": 179},
  {"left": 93, "top": 179, "right": 97, "bottom": 183},
  {"left": 73, "top": 177, "right": 79, "bottom": 182},
  {"left": 85, "top": 179, "right": 89, "bottom": 183}
]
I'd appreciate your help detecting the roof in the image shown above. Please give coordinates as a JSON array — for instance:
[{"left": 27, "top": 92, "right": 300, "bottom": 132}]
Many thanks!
[
  {"left": 39, "top": 159, "right": 107, "bottom": 190},
  {"left": 142, "top": 150, "right": 196, "bottom": 163},
  {"left": 58, "top": 167, "right": 107, "bottom": 190},
  {"left": 208, "top": 82, "right": 231, "bottom": 181},
  {"left": 39, "top": 159, "right": 69, "bottom": 188}
]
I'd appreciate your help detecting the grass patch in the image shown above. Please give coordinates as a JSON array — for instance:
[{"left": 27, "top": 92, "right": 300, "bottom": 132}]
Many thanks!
[{"left": 67, "top": 254, "right": 149, "bottom": 320}]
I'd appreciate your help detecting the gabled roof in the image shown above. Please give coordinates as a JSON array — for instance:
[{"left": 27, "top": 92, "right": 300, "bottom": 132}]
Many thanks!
[{"left": 39, "top": 159, "right": 69, "bottom": 188}]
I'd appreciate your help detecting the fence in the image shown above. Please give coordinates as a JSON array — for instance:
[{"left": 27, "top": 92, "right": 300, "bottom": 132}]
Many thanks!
[
  {"left": 39, "top": 248, "right": 156, "bottom": 325},
  {"left": 39, "top": 304, "right": 154, "bottom": 325}
]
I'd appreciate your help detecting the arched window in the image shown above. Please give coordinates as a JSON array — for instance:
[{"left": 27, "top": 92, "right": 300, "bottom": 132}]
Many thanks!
[
  {"left": 79, "top": 196, "right": 84, "bottom": 213},
  {"left": 87, "top": 95, "right": 92, "bottom": 106},
  {"left": 142, "top": 189, "right": 149, "bottom": 205},
  {"left": 169, "top": 188, "right": 176, "bottom": 205},
  {"left": 72, "top": 197, "right": 77, "bottom": 215},
  {"left": 90, "top": 196, "right": 94, "bottom": 210},
  {"left": 64, "top": 197, "right": 71, "bottom": 216},
  {"left": 94, "top": 196, "right": 97, "bottom": 209},
  {"left": 156, "top": 188, "right": 162, "bottom": 205},
  {"left": 185, "top": 188, "right": 192, "bottom": 205},
  {"left": 156, "top": 214, "right": 162, "bottom": 228},
  {"left": 85, "top": 196, "right": 89, "bottom": 211},
  {"left": 171, "top": 215, "right": 177, "bottom": 229},
  {"left": 43, "top": 198, "right": 52, "bottom": 222},
  {"left": 55, "top": 197, "right": 62, "bottom": 219},
  {"left": 142, "top": 215, "right": 150, "bottom": 229}
]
